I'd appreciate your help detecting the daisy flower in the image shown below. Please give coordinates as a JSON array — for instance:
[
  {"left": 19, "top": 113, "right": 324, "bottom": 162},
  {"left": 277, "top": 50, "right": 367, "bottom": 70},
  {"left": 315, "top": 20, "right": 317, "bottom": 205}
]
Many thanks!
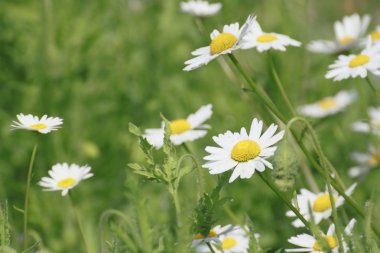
[
  {"left": 348, "top": 146, "right": 379, "bottom": 178},
  {"left": 352, "top": 107, "right": 380, "bottom": 136},
  {"left": 286, "top": 184, "right": 356, "bottom": 227},
  {"left": 298, "top": 90, "right": 357, "bottom": 118},
  {"left": 325, "top": 37, "right": 380, "bottom": 81},
  {"left": 38, "top": 163, "right": 93, "bottom": 196},
  {"left": 144, "top": 104, "right": 212, "bottom": 149},
  {"left": 307, "top": 13, "right": 370, "bottom": 54},
  {"left": 183, "top": 15, "right": 256, "bottom": 71},
  {"left": 241, "top": 19, "right": 301, "bottom": 52},
  {"left": 286, "top": 219, "right": 356, "bottom": 252},
  {"left": 203, "top": 118, "right": 284, "bottom": 183},
  {"left": 11, "top": 113, "right": 63, "bottom": 134},
  {"left": 370, "top": 26, "right": 380, "bottom": 44},
  {"left": 180, "top": 1, "right": 222, "bottom": 17},
  {"left": 194, "top": 225, "right": 252, "bottom": 253}
]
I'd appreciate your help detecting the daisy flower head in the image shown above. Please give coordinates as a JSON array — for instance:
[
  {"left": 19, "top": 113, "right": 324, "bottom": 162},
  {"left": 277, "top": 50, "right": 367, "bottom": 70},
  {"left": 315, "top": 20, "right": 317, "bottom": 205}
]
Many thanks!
[
  {"left": 183, "top": 15, "right": 256, "bottom": 71},
  {"left": 349, "top": 146, "right": 379, "bottom": 178},
  {"left": 370, "top": 26, "right": 380, "bottom": 44},
  {"left": 38, "top": 163, "right": 93, "bottom": 196},
  {"left": 307, "top": 13, "right": 370, "bottom": 54},
  {"left": 193, "top": 225, "right": 252, "bottom": 253},
  {"left": 352, "top": 107, "right": 380, "bottom": 136},
  {"left": 144, "top": 104, "right": 212, "bottom": 149},
  {"left": 180, "top": 1, "right": 222, "bottom": 17},
  {"left": 325, "top": 37, "right": 380, "bottom": 81},
  {"left": 241, "top": 19, "right": 301, "bottom": 52},
  {"left": 286, "top": 184, "right": 356, "bottom": 227},
  {"left": 298, "top": 90, "right": 357, "bottom": 118},
  {"left": 286, "top": 219, "right": 356, "bottom": 253},
  {"left": 203, "top": 118, "right": 284, "bottom": 183},
  {"left": 11, "top": 114, "right": 63, "bottom": 134}
]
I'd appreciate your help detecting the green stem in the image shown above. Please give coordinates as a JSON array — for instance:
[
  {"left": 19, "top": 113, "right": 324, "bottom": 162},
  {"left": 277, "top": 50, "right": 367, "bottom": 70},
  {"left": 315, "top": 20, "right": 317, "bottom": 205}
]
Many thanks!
[
  {"left": 68, "top": 194, "right": 90, "bottom": 253},
  {"left": 268, "top": 52, "right": 297, "bottom": 117},
  {"left": 23, "top": 144, "right": 38, "bottom": 250},
  {"left": 169, "top": 187, "right": 181, "bottom": 227},
  {"left": 206, "top": 242, "right": 216, "bottom": 253},
  {"left": 257, "top": 172, "right": 309, "bottom": 228},
  {"left": 228, "top": 54, "right": 286, "bottom": 122},
  {"left": 365, "top": 77, "right": 380, "bottom": 98}
]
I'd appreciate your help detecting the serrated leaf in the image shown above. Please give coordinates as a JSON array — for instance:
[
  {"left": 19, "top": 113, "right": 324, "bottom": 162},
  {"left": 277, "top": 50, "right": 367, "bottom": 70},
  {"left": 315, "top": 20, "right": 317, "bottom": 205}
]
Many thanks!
[{"left": 128, "top": 122, "right": 142, "bottom": 136}]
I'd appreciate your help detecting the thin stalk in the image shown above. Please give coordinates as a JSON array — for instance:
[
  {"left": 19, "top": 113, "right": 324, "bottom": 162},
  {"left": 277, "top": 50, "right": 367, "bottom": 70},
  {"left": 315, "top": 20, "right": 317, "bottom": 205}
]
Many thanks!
[
  {"left": 257, "top": 172, "right": 309, "bottom": 227},
  {"left": 365, "top": 77, "right": 380, "bottom": 99},
  {"left": 23, "top": 144, "right": 38, "bottom": 250},
  {"left": 268, "top": 52, "right": 297, "bottom": 117},
  {"left": 68, "top": 194, "right": 90, "bottom": 253},
  {"left": 228, "top": 54, "right": 286, "bottom": 122},
  {"left": 169, "top": 186, "right": 181, "bottom": 227},
  {"left": 206, "top": 242, "right": 216, "bottom": 253},
  {"left": 182, "top": 143, "right": 192, "bottom": 154}
]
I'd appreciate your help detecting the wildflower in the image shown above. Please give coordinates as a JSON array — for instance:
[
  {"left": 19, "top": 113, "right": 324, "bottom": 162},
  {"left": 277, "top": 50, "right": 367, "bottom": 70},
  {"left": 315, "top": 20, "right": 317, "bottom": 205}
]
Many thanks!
[
  {"left": 38, "top": 163, "right": 93, "bottom": 196},
  {"left": 203, "top": 118, "right": 284, "bottom": 183},
  {"left": 193, "top": 225, "right": 251, "bottom": 253},
  {"left": 11, "top": 114, "right": 63, "bottom": 134},
  {"left": 286, "top": 219, "right": 356, "bottom": 252},
  {"left": 183, "top": 15, "right": 256, "bottom": 71},
  {"left": 325, "top": 37, "right": 380, "bottom": 81},
  {"left": 370, "top": 26, "right": 380, "bottom": 44},
  {"left": 286, "top": 184, "right": 356, "bottom": 227},
  {"left": 144, "top": 104, "right": 212, "bottom": 149},
  {"left": 308, "top": 13, "right": 370, "bottom": 54},
  {"left": 180, "top": 0, "right": 222, "bottom": 17},
  {"left": 241, "top": 19, "right": 301, "bottom": 52},
  {"left": 298, "top": 90, "right": 357, "bottom": 118},
  {"left": 352, "top": 107, "right": 380, "bottom": 136},
  {"left": 348, "top": 146, "right": 379, "bottom": 178}
]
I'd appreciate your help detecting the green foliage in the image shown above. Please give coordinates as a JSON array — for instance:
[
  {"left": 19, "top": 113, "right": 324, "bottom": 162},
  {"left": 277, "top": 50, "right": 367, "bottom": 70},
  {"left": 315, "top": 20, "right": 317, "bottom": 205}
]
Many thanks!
[{"left": 272, "top": 141, "right": 298, "bottom": 192}]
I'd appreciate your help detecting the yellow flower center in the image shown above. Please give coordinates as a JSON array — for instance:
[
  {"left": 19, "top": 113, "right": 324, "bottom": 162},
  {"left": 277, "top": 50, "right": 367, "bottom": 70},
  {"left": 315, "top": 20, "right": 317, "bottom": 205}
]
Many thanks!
[
  {"left": 194, "top": 229, "right": 218, "bottom": 239},
  {"left": 222, "top": 238, "right": 237, "bottom": 249},
  {"left": 231, "top": 140, "right": 261, "bottom": 162},
  {"left": 257, "top": 34, "right": 278, "bottom": 43},
  {"left": 319, "top": 99, "right": 337, "bottom": 109},
  {"left": 170, "top": 119, "right": 191, "bottom": 135},
  {"left": 371, "top": 31, "right": 380, "bottom": 41},
  {"left": 349, "top": 54, "right": 370, "bottom": 68},
  {"left": 313, "top": 236, "right": 338, "bottom": 251},
  {"left": 339, "top": 36, "right": 354, "bottom": 45},
  {"left": 368, "top": 154, "right": 379, "bottom": 166},
  {"left": 30, "top": 123, "right": 47, "bottom": 130},
  {"left": 312, "top": 194, "right": 337, "bottom": 212},
  {"left": 57, "top": 178, "right": 77, "bottom": 188},
  {"left": 210, "top": 33, "right": 238, "bottom": 55}
]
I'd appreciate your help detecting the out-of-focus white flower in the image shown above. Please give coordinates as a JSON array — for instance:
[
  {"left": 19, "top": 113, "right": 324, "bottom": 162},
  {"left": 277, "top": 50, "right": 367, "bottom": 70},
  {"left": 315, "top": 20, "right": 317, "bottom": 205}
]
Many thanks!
[
  {"left": 11, "top": 114, "right": 63, "bottom": 134},
  {"left": 180, "top": 1, "right": 222, "bottom": 17},
  {"left": 349, "top": 146, "right": 379, "bottom": 177},
  {"left": 352, "top": 107, "right": 380, "bottom": 136}
]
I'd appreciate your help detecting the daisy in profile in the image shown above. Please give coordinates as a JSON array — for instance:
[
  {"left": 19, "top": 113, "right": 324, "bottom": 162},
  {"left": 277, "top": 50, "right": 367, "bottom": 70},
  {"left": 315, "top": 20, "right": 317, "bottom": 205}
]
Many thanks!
[
  {"left": 308, "top": 13, "right": 370, "bottom": 54},
  {"left": 286, "top": 184, "right": 356, "bottom": 227},
  {"left": 286, "top": 219, "right": 356, "bottom": 252},
  {"left": 241, "top": 19, "right": 301, "bottom": 52},
  {"left": 144, "top": 104, "right": 212, "bottom": 149},
  {"left": 325, "top": 37, "right": 380, "bottom": 81},
  {"left": 11, "top": 114, "right": 63, "bottom": 134},
  {"left": 183, "top": 15, "right": 256, "bottom": 71},
  {"left": 298, "top": 90, "right": 357, "bottom": 118},
  {"left": 194, "top": 225, "right": 252, "bottom": 253},
  {"left": 348, "top": 146, "right": 379, "bottom": 178},
  {"left": 352, "top": 107, "right": 380, "bottom": 136},
  {"left": 180, "top": 1, "right": 222, "bottom": 17},
  {"left": 192, "top": 227, "right": 221, "bottom": 248},
  {"left": 38, "top": 163, "right": 93, "bottom": 196},
  {"left": 203, "top": 118, "right": 284, "bottom": 183}
]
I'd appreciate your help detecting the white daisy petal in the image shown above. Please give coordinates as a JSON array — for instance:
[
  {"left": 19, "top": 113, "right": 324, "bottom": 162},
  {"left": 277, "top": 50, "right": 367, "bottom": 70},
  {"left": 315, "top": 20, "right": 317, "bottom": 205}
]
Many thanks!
[{"left": 11, "top": 113, "right": 63, "bottom": 134}]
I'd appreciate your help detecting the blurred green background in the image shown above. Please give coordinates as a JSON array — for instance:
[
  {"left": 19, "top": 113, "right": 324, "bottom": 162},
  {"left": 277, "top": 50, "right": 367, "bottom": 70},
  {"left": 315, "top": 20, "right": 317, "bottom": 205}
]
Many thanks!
[{"left": 1, "top": 0, "right": 380, "bottom": 252}]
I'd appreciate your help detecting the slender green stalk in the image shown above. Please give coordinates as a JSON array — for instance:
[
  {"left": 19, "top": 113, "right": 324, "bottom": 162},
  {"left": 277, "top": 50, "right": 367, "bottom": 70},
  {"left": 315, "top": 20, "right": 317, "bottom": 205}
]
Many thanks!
[
  {"left": 365, "top": 77, "right": 380, "bottom": 99},
  {"left": 169, "top": 186, "right": 181, "bottom": 227},
  {"left": 228, "top": 54, "right": 286, "bottom": 122},
  {"left": 268, "top": 52, "right": 297, "bottom": 117},
  {"left": 182, "top": 143, "right": 192, "bottom": 154},
  {"left": 68, "top": 194, "right": 90, "bottom": 253},
  {"left": 23, "top": 144, "right": 38, "bottom": 250},
  {"left": 206, "top": 242, "right": 216, "bottom": 253},
  {"left": 257, "top": 172, "right": 309, "bottom": 227}
]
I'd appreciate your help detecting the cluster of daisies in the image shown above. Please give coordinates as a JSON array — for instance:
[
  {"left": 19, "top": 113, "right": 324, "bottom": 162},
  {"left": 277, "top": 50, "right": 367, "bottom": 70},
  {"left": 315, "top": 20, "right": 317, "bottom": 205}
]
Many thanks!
[{"left": 11, "top": 114, "right": 93, "bottom": 196}]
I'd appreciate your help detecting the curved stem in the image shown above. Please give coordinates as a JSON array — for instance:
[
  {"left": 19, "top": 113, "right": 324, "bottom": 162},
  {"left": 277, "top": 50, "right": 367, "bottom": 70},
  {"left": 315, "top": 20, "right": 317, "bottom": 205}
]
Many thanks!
[
  {"left": 206, "top": 242, "right": 216, "bottom": 253},
  {"left": 23, "top": 144, "right": 38, "bottom": 250},
  {"left": 68, "top": 194, "right": 90, "bottom": 253}
]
